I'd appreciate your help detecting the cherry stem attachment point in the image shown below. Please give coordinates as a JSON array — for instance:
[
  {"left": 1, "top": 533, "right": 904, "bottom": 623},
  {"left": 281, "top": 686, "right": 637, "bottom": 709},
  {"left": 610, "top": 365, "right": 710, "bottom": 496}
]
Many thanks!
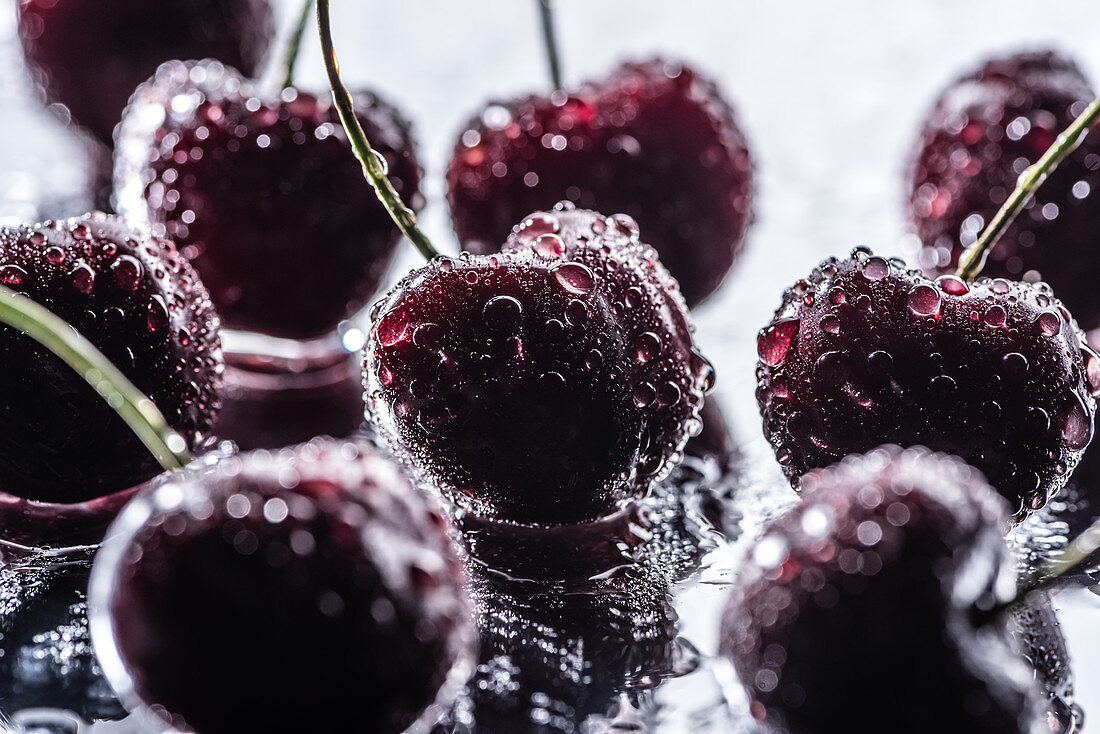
[
  {"left": 956, "top": 96, "right": 1100, "bottom": 281},
  {"left": 0, "top": 285, "right": 190, "bottom": 472},
  {"left": 537, "top": 0, "right": 563, "bottom": 91},
  {"left": 281, "top": 0, "right": 315, "bottom": 90},
  {"left": 316, "top": 0, "right": 440, "bottom": 261}
]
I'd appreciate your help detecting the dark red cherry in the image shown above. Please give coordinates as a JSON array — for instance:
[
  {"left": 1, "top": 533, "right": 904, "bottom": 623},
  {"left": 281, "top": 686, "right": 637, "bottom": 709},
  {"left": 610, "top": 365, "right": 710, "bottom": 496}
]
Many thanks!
[
  {"left": 908, "top": 49, "right": 1100, "bottom": 330},
  {"left": 446, "top": 58, "right": 753, "bottom": 308},
  {"left": 0, "top": 212, "right": 222, "bottom": 504},
  {"left": 92, "top": 438, "right": 473, "bottom": 734},
  {"left": 365, "top": 206, "right": 713, "bottom": 525},
  {"left": 17, "top": 0, "right": 274, "bottom": 146},
  {"left": 720, "top": 445, "right": 1043, "bottom": 734},
  {"left": 115, "top": 59, "right": 424, "bottom": 339},
  {"left": 755, "top": 249, "right": 1097, "bottom": 520}
]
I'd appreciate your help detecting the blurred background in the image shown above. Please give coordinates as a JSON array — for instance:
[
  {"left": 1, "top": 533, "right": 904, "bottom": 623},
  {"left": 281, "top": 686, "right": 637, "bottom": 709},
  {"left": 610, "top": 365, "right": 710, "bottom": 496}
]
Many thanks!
[{"left": 1, "top": 0, "right": 1099, "bottom": 727}]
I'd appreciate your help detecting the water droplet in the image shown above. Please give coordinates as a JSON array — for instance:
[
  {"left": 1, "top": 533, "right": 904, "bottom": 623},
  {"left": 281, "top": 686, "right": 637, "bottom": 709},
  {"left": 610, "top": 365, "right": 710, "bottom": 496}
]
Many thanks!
[
  {"left": 813, "top": 351, "right": 849, "bottom": 386},
  {"left": 565, "top": 299, "right": 588, "bottom": 326},
  {"left": 633, "top": 332, "right": 662, "bottom": 363},
  {"left": 907, "top": 284, "right": 941, "bottom": 317},
  {"left": 1037, "top": 311, "right": 1061, "bottom": 336},
  {"left": 551, "top": 262, "right": 595, "bottom": 295},
  {"left": 112, "top": 256, "right": 143, "bottom": 291},
  {"left": 861, "top": 257, "right": 890, "bottom": 281},
  {"left": 633, "top": 382, "right": 656, "bottom": 408},
  {"left": 44, "top": 247, "right": 65, "bottom": 265},
  {"left": 1083, "top": 345, "right": 1100, "bottom": 397},
  {"left": 828, "top": 287, "right": 847, "bottom": 305},
  {"left": 378, "top": 365, "right": 394, "bottom": 386},
  {"left": 867, "top": 350, "right": 893, "bottom": 376},
  {"left": 28, "top": 232, "right": 46, "bottom": 247},
  {"left": 1061, "top": 397, "right": 1093, "bottom": 451},
  {"left": 413, "top": 322, "right": 444, "bottom": 351},
  {"left": 515, "top": 213, "right": 561, "bottom": 244},
  {"left": 146, "top": 296, "right": 169, "bottom": 333},
  {"left": 1026, "top": 406, "right": 1051, "bottom": 433},
  {"left": 821, "top": 315, "right": 840, "bottom": 334},
  {"left": 533, "top": 234, "right": 565, "bottom": 258},
  {"left": 758, "top": 319, "right": 799, "bottom": 367},
  {"left": 1002, "top": 352, "right": 1029, "bottom": 380},
  {"left": 585, "top": 349, "right": 604, "bottom": 371},
  {"left": 69, "top": 264, "right": 95, "bottom": 294},
  {"left": 70, "top": 223, "right": 90, "bottom": 239},
  {"left": 178, "top": 328, "right": 191, "bottom": 346},
  {"left": 657, "top": 381, "right": 681, "bottom": 406},
  {"left": 928, "top": 374, "right": 956, "bottom": 399},
  {"left": 377, "top": 308, "right": 409, "bottom": 347},
  {"left": 0, "top": 265, "right": 26, "bottom": 287},
  {"left": 991, "top": 278, "right": 1011, "bottom": 294},
  {"left": 609, "top": 213, "right": 640, "bottom": 240},
  {"left": 483, "top": 296, "right": 523, "bottom": 334},
  {"left": 983, "top": 305, "right": 1007, "bottom": 327},
  {"left": 465, "top": 271, "right": 479, "bottom": 285},
  {"left": 936, "top": 275, "right": 969, "bottom": 295},
  {"left": 692, "top": 349, "right": 716, "bottom": 391}
]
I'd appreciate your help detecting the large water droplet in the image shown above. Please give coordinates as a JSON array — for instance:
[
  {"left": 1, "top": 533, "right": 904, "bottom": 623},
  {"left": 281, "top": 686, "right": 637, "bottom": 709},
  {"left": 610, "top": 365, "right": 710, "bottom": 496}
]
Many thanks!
[
  {"left": 1061, "top": 397, "right": 1093, "bottom": 451},
  {"left": 861, "top": 257, "right": 890, "bottom": 281},
  {"left": 377, "top": 308, "right": 409, "bottom": 347},
  {"left": 112, "top": 255, "right": 143, "bottom": 291},
  {"left": 69, "top": 264, "right": 95, "bottom": 295},
  {"left": 983, "top": 305, "right": 1007, "bottom": 327},
  {"left": 44, "top": 247, "right": 65, "bottom": 265},
  {"left": 1037, "top": 311, "right": 1062, "bottom": 336},
  {"left": 0, "top": 265, "right": 27, "bottom": 287},
  {"left": 758, "top": 319, "right": 799, "bottom": 367},
  {"left": 935, "top": 274, "right": 969, "bottom": 295},
  {"left": 1083, "top": 344, "right": 1100, "bottom": 397},
  {"left": 633, "top": 332, "right": 662, "bottom": 363},
  {"left": 821, "top": 315, "right": 840, "bottom": 334},
  {"left": 413, "top": 322, "right": 444, "bottom": 351},
  {"left": 1002, "top": 352, "right": 1029, "bottom": 380},
  {"left": 907, "top": 285, "right": 941, "bottom": 317},
  {"left": 533, "top": 234, "right": 565, "bottom": 258},
  {"left": 146, "top": 296, "right": 169, "bottom": 333},
  {"left": 551, "top": 262, "right": 595, "bottom": 295},
  {"left": 633, "top": 382, "right": 656, "bottom": 408},
  {"left": 484, "top": 296, "right": 523, "bottom": 334},
  {"left": 515, "top": 213, "right": 561, "bottom": 244}
]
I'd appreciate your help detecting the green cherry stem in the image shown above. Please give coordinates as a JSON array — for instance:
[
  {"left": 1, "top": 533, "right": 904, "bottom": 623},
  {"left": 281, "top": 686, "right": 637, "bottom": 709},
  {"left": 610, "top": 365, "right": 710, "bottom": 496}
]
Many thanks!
[
  {"left": 0, "top": 285, "right": 190, "bottom": 472},
  {"left": 316, "top": 0, "right": 441, "bottom": 261},
  {"left": 537, "top": 0, "right": 563, "bottom": 91},
  {"left": 281, "top": 0, "right": 315, "bottom": 90},
  {"left": 955, "top": 95, "right": 1100, "bottom": 281}
]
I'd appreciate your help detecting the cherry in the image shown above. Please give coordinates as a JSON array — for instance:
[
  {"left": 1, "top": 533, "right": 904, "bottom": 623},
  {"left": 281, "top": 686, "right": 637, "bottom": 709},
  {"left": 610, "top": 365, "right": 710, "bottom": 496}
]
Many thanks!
[
  {"left": 0, "top": 211, "right": 221, "bottom": 504},
  {"left": 114, "top": 59, "right": 423, "bottom": 339},
  {"left": 755, "top": 248, "right": 1097, "bottom": 519},
  {"left": 720, "top": 445, "right": 1044, "bottom": 734},
  {"left": 446, "top": 58, "right": 753, "bottom": 308},
  {"left": 17, "top": 0, "right": 274, "bottom": 147},
  {"left": 91, "top": 438, "right": 473, "bottom": 734},
  {"left": 365, "top": 206, "right": 713, "bottom": 526},
  {"left": 908, "top": 49, "right": 1100, "bottom": 330}
]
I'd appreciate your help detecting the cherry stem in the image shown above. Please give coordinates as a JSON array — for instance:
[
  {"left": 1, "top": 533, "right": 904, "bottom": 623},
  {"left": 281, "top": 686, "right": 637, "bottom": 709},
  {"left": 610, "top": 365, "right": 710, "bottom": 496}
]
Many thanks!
[
  {"left": 316, "top": 0, "right": 440, "bottom": 261},
  {"left": 956, "top": 96, "right": 1100, "bottom": 281},
  {"left": 537, "top": 0, "right": 563, "bottom": 91},
  {"left": 281, "top": 0, "right": 315, "bottom": 90},
  {"left": 0, "top": 285, "right": 190, "bottom": 472}
]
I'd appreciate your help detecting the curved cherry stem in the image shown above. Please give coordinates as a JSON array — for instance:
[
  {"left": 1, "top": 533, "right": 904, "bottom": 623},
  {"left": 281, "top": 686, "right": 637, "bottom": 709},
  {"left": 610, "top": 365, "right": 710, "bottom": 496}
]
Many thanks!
[
  {"left": 281, "top": 0, "right": 315, "bottom": 90},
  {"left": 316, "top": 0, "right": 440, "bottom": 261},
  {"left": 537, "top": 0, "right": 563, "bottom": 90},
  {"left": 956, "top": 96, "right": 1100, "bottom": 281},
  {"left": 0, "top": 285, "right": 190, "bottom": 472}
]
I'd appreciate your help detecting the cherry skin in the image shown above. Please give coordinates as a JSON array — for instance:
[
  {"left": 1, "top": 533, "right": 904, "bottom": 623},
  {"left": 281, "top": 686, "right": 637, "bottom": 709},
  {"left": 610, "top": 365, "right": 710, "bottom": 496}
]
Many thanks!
[
  {"left": 720, "top": 445, "right": 1044, "bottom": 734},
  {"left": 756, "top": 248, "right": 1097, "bottom": 520},
  {"left": 115, "top": 59, "right": 424, "bottom": 339},
  {"left": 0, "top": 211, "right": 222, "bottom": 504},
  {"left": 93, "top": 438, "right": 473, "bottom": 734},
  {"left": 446, "top": 58, "right": 753, "bottom": 309},
  {"left": 908, "top": 49, "right": 1100, "bottom": 330},
  {"left": 365, "top": 206, "right": 714, "bottom": 526},
  {"left": 17, "top": 0, "right": 274, "bottom": 146}
]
